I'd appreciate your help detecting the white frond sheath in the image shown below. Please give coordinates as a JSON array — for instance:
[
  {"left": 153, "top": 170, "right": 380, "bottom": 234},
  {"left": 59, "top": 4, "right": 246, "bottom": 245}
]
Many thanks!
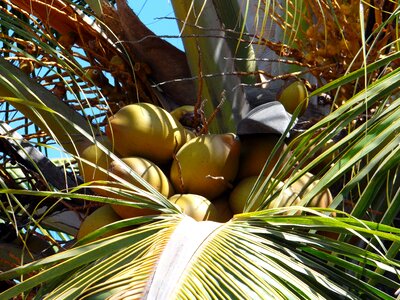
[{"left": 143, "top": 216, "right": 223, "bottom": 299}]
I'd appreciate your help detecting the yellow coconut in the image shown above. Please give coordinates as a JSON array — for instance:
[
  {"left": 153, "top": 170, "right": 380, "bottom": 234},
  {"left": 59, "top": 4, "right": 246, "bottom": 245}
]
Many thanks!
[
  {"left": 278, "top": 80, "right": 309, "bottom": 115},
  {"left": 76, "top": 205, "right": 123, "bottom": 240},
  {"left": 292, "top": 137, "right": 337, "bottom": 174},
  {"left": 105, "top": 103, "right": 186, "bottom": 164},
  {"left": 237, "top": 134, "right": 290, "bottom": 180},
  {"left": 170, "top": 105, "right": 194, "bottom": 121},
  {"left": 108, "top": 156, "right": 174, "bottom": 219},
  {"left": 77, "top": 135, "right": 113, "bottom": 195},
  {"left": 184, "top": 128, "right": 196, "bottom": 142},
  {"left": 170, "top": 105, "right": 202, "bottom": 130},
  {"left": 311, "top": 139, "right": 337, "bottom": 174},
  {"left": 286, "top": 171, "right": 334, "bottom": 214},
  {"left": 229, "top": 176, "right": 300, "bottom": 215},
  {"left": 169, "top": 194, "right": 218, "bottom": 221},
  {"left": 170, "top": 133, "right": 241, "bottom": 200},
  {"left": 109, "top": 55, "right": 126, "bottom": 73},
  {"left": 212, "top": 196, "right": 234, "bottom": 222}
]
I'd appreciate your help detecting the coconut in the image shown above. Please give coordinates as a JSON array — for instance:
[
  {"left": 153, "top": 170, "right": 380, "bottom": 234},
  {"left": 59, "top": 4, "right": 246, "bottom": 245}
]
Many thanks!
[
  {"left": 212, "top": 196, "right": 234, "bottom": 222},
  {"left": 77, "top": 135, "right": 113, "bottom": 196},
  {"left": 229, "top": 176, "right": 300, "bottom": 214},
  {"left": 77, "top": 205, "right": 123, "bottom": 240},
  {"left": 237, "top": 134, "right": 290, "bottom": 180},
  {"left": 184, "top": 128, "right": 196, "bottom": 142},
  {"left": 106, "top": 103, "right": 186, "bottom": 165},
  {"left": 107, "top": 157, "right": 174, "bottom": 219},
  {"left": 278, "top": 80, "right": 309, "bottom": 115},
  {"left": 169, "top": 194, "right": 218, "bottom": 221},
  {"left": 286, "top": 171, "right": 334, "bottom": 214},
  {"left": 170, "top": 133, "right": 241, "bottom": 200},
  {"left": 170, "top": 105, "right": 194, "bottom": 122}
]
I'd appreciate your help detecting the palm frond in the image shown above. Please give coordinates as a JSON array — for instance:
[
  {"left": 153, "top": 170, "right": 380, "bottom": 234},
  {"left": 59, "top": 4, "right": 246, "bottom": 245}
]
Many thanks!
[
  {"left": 1, "top": 214, "right": 398, "bottom": 299},
  {"left": 0, "top": 0, "right": 399, "bottom": 299}
]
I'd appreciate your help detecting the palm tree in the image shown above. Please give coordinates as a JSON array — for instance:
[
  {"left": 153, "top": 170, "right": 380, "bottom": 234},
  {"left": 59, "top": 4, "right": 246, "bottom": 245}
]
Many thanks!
[{"left": 0, "top": 0, "right": 399, "bottom": 299}]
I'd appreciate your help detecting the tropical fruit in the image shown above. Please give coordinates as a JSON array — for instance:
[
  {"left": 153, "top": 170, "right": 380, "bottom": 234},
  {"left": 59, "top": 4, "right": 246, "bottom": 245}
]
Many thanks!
[
  {"left": 286, "top": 171, "right": 333, "bottom": 211},
  {"left": 229, "top": 176, "right": 300, "bottom": 214},
  {"left": 237, "top": 134, "right": 290, "bottom": 180},
  {"left": 311, "top": 139, "right": 337, "bottom": 174},
  {"left": 109, "top": 55, "right": 126, "bottom": 73},
  {"left": 76, "top": 205, "right": 123, "bottom": 240},
  {"left": 278, "top": 79, "right": 309, "bottom": 115},
  {"left": 184, "top": 128, "right": 196, "bottom": 141},
  {"left": 107, "top": 157, "right": 174, "bottom": 219},
  {"left": 169, "top": 194, "right": 218, "bottom": 221},
  {"left": 170, "top": 105, "right": 203, "bottom": 132},
  {"left": 108, "top": 157, "right": 174, "bottom": 197},
  {"left": 212, "top": 196, "right": 234, "bottom": 222},
  {"left": 111, "top": 198, "right": 157, "bottom": 220},
  {"left": 105, "top": 103, "right": 186, "bottom": 164},
  {"left": 170, "top": 133, "right": 241, "bottom": 200},
  {"left": 77, "top": 135, "right": 113, "bottom": 195},
  {"left": 293, "top": 137, "right": 337, "bottom": 174},
  {"left": 77, "top": 135, "right": 113, "bottom": 183},
  {"left": 170, "top": 105, "right": 194, "bottom": 122}
]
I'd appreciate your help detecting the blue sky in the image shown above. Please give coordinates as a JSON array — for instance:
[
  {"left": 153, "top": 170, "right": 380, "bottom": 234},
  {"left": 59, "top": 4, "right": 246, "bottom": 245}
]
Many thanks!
[{"left": 128, "top": 0, "right": 183, "bottom": 50}]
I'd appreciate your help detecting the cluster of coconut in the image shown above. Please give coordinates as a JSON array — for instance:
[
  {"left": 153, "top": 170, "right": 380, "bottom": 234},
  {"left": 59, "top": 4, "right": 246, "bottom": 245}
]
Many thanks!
[{"left": 76, "top": 86, "right": 333, "bottom": 239}]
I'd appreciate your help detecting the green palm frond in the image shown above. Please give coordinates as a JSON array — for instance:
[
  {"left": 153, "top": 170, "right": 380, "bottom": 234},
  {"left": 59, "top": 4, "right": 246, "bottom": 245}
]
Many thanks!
[
  {"left": 0, "top": 215, "right": 178, "bottom": 299},
  {"left": 0, "top": 215, "right": 398, "bottom": 299}
]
